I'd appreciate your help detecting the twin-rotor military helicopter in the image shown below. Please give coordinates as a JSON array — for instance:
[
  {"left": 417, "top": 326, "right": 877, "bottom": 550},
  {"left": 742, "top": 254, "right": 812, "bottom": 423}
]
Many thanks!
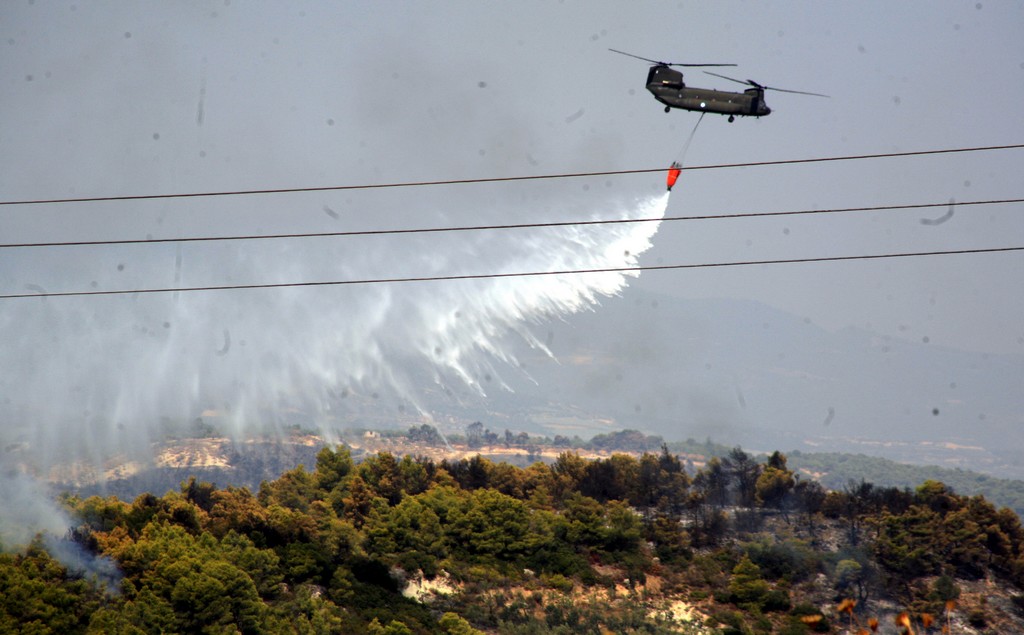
[{"left": 610, "top": 48, "right": 828, "bottom": 123}]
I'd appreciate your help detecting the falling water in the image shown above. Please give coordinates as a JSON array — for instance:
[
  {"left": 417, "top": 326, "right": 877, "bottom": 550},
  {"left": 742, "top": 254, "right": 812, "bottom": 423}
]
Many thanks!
[{"left": 0, "top": 188, "right": 668, "bottom": 514}]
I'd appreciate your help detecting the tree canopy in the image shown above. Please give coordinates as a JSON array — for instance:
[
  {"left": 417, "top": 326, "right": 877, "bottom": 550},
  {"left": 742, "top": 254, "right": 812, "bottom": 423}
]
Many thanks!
[{"left": 2, "top": 441, "right": 1024, "bottom": 633}]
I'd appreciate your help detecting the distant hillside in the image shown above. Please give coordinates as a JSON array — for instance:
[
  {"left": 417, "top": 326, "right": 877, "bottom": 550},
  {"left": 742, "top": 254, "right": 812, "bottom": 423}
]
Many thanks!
[
  {"left": 512, "top": 287, "right": 1024, "bottom": 480},
  {"left": 62, "top": 429, "right": 1024, "bottom": 521},
  {"left": 785, "top": 450, "right": 1024, "bottom": 518}
]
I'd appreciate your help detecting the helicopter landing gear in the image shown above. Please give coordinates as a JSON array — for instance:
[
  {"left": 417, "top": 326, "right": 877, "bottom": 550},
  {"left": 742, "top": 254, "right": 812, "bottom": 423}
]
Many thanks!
[
  {"left": 664, "top": 106, "right": 671, "bottom": 113},
  {"left": 728, "top": 115, "right": 735, "bottom": 122}
]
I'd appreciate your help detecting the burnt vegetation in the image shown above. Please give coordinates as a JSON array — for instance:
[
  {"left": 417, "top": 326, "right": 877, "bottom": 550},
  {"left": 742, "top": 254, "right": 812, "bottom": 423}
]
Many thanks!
[{"left": 3, "top": 434, "right": 1024, "bottom": 633}]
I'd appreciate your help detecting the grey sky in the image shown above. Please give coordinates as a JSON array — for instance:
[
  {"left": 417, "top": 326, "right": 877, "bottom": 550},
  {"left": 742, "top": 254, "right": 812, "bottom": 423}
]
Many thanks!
[{"left": 1, "top": 2, "right": 1022, "bottom": 462}]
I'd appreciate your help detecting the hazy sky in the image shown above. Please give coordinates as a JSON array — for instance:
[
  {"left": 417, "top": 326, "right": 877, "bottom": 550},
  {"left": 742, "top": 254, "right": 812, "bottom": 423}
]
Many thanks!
[{"left": 1, "top": 2, "right": 1022, "bottom": 459}]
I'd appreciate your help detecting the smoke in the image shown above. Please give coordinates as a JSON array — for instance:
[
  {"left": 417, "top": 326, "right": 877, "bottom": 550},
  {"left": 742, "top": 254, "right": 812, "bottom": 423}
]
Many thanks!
[
  {"left": 1, "top": 189, "right": 667, "bottom": 472},
  {"left": 0, "top": 471, "right": 122, "bottom": 592},
  {"left": 0, "top": 472, "right": 71, "bottom": 548}
]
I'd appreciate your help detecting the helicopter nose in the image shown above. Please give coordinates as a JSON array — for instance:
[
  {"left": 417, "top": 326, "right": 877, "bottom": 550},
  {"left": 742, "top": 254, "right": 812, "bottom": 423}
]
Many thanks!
[{"left": 762, "top": 105, "right": 771, "bottom": 115}]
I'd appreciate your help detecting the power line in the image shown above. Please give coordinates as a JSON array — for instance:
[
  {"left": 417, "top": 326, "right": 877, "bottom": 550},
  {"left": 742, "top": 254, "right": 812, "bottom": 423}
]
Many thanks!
[
  {"left": 4, "top": 245, "right": 1020, "bottom": 300},
  {"left": 2, "top": 143, "right": 1022, "bottom": 207},
  {"left": 3, "top": 197, "right": 1020, "bottom": 250}
]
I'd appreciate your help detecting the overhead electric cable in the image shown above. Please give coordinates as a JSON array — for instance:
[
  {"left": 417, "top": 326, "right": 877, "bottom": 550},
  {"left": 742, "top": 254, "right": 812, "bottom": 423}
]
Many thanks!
[
  {"left": 1, "top": 143, "right": 1021, "bottom": 207},
  {"left": 3, "top": 245, "right": 1020, "bottom": 300},
  {"left": 2, "top": 197, "right": 1020, "bottom": 250}
]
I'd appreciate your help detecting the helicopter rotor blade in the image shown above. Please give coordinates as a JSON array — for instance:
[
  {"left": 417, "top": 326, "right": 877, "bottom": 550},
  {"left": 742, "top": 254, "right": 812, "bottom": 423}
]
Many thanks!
[
  {"left": 668, "top": 62, "right": 737, "bottom": 67},
  {"left": 608, "top": 48, "right": 663, "bottom": 64},
  {"left": 609, "top": 48, "right": 736, "bottom": 67},
  {"left": 703, "top": 71, "right": 829, "bottom": 97},
  {"left": 703, "top": 71, "right": 753, "bottom": 86},
  {"left": 761, "top": 86, "right": 830, "bottom": 98}
]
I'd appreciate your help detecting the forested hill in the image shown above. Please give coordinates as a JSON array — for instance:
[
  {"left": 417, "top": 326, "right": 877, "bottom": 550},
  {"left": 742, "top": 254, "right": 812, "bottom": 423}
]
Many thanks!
[
  {"left": 66, "top": 427, "right": 1024, "bottom": 520},
  {"left": 782, "top": 450, "right": 1024, "bottom": 519},
  {"left": 662, "top": 436, "right": 1024, "bottom": 520},
  {"left": 5, "top": 445, "right": 1024, "bottom": 633}
]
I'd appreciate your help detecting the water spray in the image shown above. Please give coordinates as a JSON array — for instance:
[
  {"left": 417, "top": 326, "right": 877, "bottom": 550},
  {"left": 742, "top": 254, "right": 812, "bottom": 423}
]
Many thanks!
[{"left": 0, "top": 186, "right": 669, "bottom": 569}]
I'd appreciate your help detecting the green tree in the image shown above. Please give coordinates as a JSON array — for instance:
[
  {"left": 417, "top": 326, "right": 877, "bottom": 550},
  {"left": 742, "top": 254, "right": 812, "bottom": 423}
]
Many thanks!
[
  {"left": 442, "top": 455, "right": 495, "bottom": 491},
  {"left": 395, "top": 455, "right": 433, "bottom": 498},
  {"left": 743, "top": 536, "right": 818, "bottom": 583},
  {"left": 106, "top": 522, "right": 276, "bottom": 633},
  {"left": 439, "top": 611, "right": 484, "bottom": 634},
  {"left": 551, "top": 452, "right": 588, "bottom": 502},
  {"left": 488, "top": 462, "right": 529, "bottom": 499},
  {"left": 75, "top": 495, "right": 128, "bottom": 534},
  {"left": 206, "top": 487, "right": 270, "bottom": 539},
  {"left": 340, "top": 475, "right": 378, "bottom": 528},
  {"left": 169, "top": 558, "right": 265, "bottom": 633},
  {"left": 407, "top": 424, "right": 445, "bottom": 447},
  {"left": 562, "top": 493, "right": 608, "bottom": 548},
  {"left": 0, "top": 544, "right": 104, "bottom": 634},
  {"left": 725, "top": 447, "right": 762, "bottom": 508},
  {"left": 365, "top": 496, "right": 446, "bottom": 575},
  {"left": 603, "top": 500, "right": 643, "bottom": 554},
  {"left": 872, "top": 506, "right": 944, "bottom": 580},
  {"left": 834, "top": 559, "right": 866, "bottom": 601},
  {"left": 367, "top": 617, "right": 413, "bottom": 635},
  {"left": 183, "top": 477, "right": 218, "bottom": 513},
  {"left": 916, "top": 480, "right": 961, "bottom": 514},
  {"left": 97, "top": 586, "right": 176, "bottom": 634},
  {"left": 693, "top": 457, "right": 730, "bottom": 508},
  {"left": 727, "top": 556, "right": 771, "bottom": 609},
  {"left": 638, "top": 445, "right": 690, "bottom": 516},
  {"left": 258, "top": 465, "right": 319, "bottom": 513},
  {"left": 756, "top": 462, "right": 795, "bottom": 512},
  {"left": 647, "top": 514, "right": 691, "bottom": 564},
  {"left": 929, "top": 574, "right": 960, "bottom": 603},
  {"left": 450, "top": 489, "right": 535, "bottom": 560},
  {"left": 941, "top": 506, "right": 987, "bottom": 578},
  {"left": 314, "top": 445, "right": 354, "bottom": 493},
  {"left": 579, "top": 453, "right": 638, "bottom": 503},
  {"left": 357, "top": 452, "right": 405, "bottom": 506}
]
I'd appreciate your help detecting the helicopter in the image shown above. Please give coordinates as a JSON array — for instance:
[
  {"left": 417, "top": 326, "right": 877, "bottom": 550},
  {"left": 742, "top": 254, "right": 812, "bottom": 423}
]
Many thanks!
[{"left": 610, "top": 49, "right": 828, "bottom": 122}]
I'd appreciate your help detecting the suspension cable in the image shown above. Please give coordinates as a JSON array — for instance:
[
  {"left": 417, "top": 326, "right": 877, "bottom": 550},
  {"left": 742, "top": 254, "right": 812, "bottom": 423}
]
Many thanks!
[
  {"left": 3, "top": 245, "right": 1020, "bottom": 300},
  {"left": 1, "top": 143, "right": 1021, "bottom": 207},
  {"left": 2, "top": 198, "right": 1019, "bottom": 250}
]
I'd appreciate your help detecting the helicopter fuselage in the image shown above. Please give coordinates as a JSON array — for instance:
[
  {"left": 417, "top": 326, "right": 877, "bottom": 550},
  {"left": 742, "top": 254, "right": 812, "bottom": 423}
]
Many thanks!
[{"left": 645, "top": 65, "right": 770, "bottom": 118}]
